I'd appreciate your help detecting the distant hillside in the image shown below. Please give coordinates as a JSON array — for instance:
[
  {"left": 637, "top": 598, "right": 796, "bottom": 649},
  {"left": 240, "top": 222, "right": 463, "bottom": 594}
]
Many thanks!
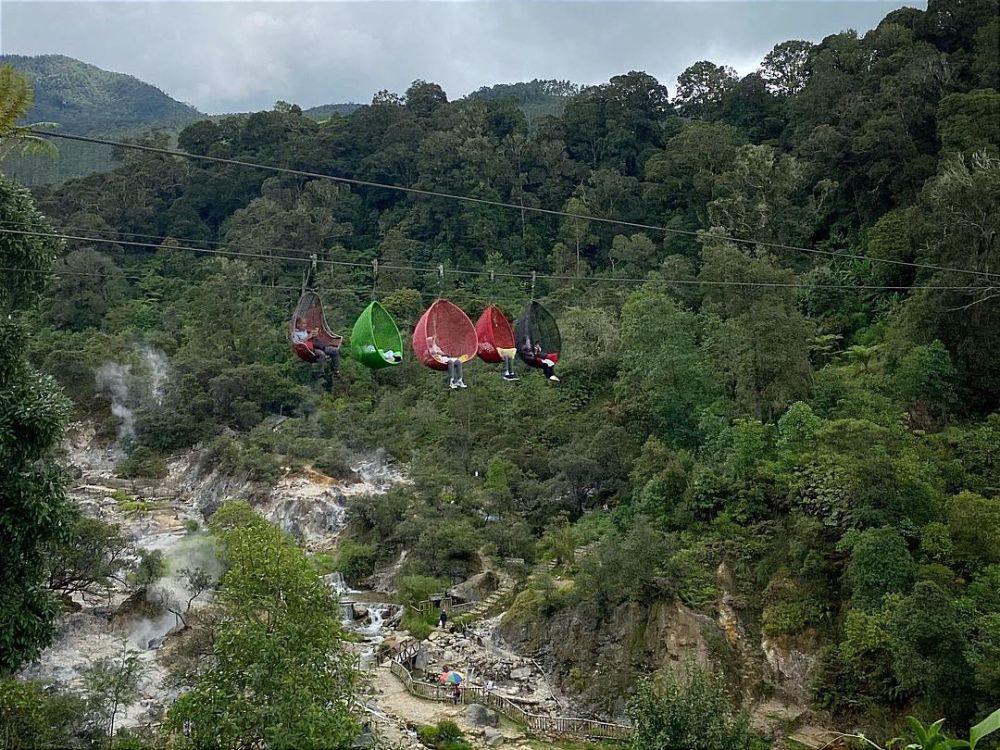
[
  {"left": 303, "top": 102, "right": 362, "bottom": 120},
  {"left": 3, "top": 54, "right": 202, "bottom": 134},
  {"left": 1, "top": 54, "right": 202, "bottom": 185},
  {"left": 466, "top": 79, "right": 579, "bottom": 125}
]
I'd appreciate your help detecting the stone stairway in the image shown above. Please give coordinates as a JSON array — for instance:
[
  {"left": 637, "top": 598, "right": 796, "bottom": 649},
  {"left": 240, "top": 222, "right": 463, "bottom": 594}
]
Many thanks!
[
  {"left": 457, "top": 576, "right": 516, "bottom": 623},
  {"left": 454, "top": 545, "right": 595, "bottom": 625}
]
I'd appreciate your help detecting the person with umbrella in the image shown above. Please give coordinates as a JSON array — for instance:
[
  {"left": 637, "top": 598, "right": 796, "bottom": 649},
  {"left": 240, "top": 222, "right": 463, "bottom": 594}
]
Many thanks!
[{"left": 438, "top": 668, "right": 464, "bottom": 704}]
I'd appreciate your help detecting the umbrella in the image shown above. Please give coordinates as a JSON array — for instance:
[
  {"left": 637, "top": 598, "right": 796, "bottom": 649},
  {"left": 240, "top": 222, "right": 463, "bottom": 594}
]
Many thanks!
[{"left": 439, "top": 670, "right": 464, "bottom": 685}]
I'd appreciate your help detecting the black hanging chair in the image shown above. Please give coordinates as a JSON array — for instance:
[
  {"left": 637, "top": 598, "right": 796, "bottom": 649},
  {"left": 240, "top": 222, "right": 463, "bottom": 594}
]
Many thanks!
[{"left": 514, "top": 301, "right": 561, "bottom": 369}]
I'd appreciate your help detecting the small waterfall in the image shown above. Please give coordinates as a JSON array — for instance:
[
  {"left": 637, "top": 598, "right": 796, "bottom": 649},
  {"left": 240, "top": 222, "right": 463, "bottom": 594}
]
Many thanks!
[
  {"left": 361, "top": 606, "right": 385, "bottom": 637},
  {"left": 325, "top": 571, "right": 352, "bottom": 595},
  {"left": 340, "top": 600, "right": 356, "bottom": 624}
]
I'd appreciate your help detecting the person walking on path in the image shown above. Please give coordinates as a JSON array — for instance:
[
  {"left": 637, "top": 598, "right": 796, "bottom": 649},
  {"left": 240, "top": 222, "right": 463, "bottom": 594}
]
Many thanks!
[{"left": 438, "top": 609, "right": 448, "bottom": 629}]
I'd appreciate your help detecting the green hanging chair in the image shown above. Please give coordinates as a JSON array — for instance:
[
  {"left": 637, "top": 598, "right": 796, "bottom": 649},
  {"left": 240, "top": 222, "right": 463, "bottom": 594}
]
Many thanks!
[{"left": 351, "top": 301, "right": 403, "bottom": 369}]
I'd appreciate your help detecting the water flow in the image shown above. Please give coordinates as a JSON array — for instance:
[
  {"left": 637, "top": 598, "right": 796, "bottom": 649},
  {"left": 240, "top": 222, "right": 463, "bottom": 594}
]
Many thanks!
[{"left": 361, "top": 606, "right": 385, "bottom": 637}]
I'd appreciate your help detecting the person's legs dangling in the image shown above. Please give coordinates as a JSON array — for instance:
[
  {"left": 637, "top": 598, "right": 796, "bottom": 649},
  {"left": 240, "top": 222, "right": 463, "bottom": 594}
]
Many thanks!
[
  {"left": 502, "top": 354, "right": 518, "bottom": 380},
  {"left": 456, "top": 360, "right": 467, "bottom": 388},
  {"left": 447, "top": 359, "right": 458, "bottom": 389},
  {"left": 326, "top": 347, "right": 341, "bottom": 377}
]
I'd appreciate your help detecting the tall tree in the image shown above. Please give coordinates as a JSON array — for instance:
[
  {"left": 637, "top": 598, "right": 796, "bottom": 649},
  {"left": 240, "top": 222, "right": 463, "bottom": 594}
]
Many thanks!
[
  {"left": 0, "top": 68, "right": 72, "bottom": 674},
  {"left": 166, "top": 502, "right": 361, "bottom": 749},
  {"left": 759, "top": 40, "right": 814, "bottom": 96},
  {"left": 674, "top": 61, "right": 738, "bottom": 118}
]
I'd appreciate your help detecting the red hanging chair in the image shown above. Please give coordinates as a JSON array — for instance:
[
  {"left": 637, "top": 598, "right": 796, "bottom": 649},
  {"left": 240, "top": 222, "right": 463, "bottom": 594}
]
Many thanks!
[
  {"left": 290, "top": 290, "right": 342, "bottom": 363},
  {"left": 412, "top": 299, "right": 479, "bottom": 371},
  {"left": 474, "top": 305, "right": 516, "bottom": 364}
]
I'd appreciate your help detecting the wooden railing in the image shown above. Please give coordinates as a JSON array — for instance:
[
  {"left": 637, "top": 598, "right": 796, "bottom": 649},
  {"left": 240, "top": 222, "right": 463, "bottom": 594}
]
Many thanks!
[
  {"left": 415, "top": 596, "right": 479, "bottom": 618},
  {"left": 387, "top": 659, "right": 632, "bottom": 741}
]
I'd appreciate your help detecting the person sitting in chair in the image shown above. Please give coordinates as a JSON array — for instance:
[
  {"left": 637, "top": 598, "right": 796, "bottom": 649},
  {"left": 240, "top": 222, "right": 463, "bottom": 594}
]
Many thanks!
[
  {"left": 295, "top": 318, "right": 341, "bottom": 378},
  {"left": 521, "top": 338, "right": 558, "bottom": 383},
  {"left": 429, "top": 340, "right": 466, "bottom": 389}
]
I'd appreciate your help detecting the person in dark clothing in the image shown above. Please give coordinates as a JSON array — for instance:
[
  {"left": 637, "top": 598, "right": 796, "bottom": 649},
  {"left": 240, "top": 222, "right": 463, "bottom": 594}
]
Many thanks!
[
  {"left": 521, "top": 339, "right": 559, "bottom": 382},
  {"left": 438, "top": 609, "right": 448, "bottom": 629}
]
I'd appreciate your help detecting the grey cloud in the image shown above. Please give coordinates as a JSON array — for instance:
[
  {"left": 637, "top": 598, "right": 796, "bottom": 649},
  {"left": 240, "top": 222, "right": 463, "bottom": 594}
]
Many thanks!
[{"left": 1, "top": 1, "right": 922, "bottom": 113}]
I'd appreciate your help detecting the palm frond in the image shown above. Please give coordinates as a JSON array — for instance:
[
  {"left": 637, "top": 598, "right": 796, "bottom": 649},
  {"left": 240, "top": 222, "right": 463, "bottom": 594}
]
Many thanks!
[{"left": 0, "top": 64, "right": 34, "bottom": 132}]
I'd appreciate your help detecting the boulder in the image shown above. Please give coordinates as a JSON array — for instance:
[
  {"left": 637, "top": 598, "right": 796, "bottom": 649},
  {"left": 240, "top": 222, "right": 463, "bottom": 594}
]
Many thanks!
[
  {"left": 464, "top": 703, "right": 499, "bottom": 728},
  {"left": 510, "top": 666, "right": 532, "bottom": 681},
  {"left": 483, "top": 727, "right": 504, "bottom": 746},
  {"left": 447, "top": 571, "right": 499, "bottom": 604}
]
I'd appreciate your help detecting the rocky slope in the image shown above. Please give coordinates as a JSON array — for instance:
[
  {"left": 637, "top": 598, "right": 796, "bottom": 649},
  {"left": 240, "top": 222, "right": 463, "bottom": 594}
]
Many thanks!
[{"left": 22, "top": 421, "right": 404, "bottom": 731}]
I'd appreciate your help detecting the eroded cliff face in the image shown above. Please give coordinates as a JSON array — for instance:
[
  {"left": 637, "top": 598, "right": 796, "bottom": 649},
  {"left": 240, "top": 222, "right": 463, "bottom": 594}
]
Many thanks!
[
  {"left": 497, "top": 565, "right": 821, "bottom": 733},
  {"left": 499, "top": 597, "right": 738, "bottom": 717}
]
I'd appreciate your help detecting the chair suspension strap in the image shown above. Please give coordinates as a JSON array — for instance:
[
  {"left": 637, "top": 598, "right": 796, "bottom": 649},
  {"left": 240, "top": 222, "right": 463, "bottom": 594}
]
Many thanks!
[{"left": 305, "top": 253, "right": 318, "bottom": 290}]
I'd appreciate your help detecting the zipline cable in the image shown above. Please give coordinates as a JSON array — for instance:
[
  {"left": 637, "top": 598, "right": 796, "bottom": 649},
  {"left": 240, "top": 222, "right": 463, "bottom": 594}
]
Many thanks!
[
  {"left": 1, "top": 228, "right": 988, "bottom": 293},
  {"left": 0, "top": 218, "right": 449, "bottom": 271},
  {"left": 27, "top": 129, "right": 1000, "bottom": 283}
]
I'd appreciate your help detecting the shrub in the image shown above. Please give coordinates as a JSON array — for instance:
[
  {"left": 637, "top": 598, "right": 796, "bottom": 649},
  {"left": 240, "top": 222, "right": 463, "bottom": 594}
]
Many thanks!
[
  {"left": 761, "top": 573, "right": 826, "bottom": 637},
  {"left": 400, "top": 609, "right": 435, "bottom": 640},
  {"left": 417, "top": 720, "right": 470, "bottom": 750},
  {"left": 117, "top": 446, "right": 168, "bottom": 479},
  {"left": 845, "top": 527, "right": 915, "bottom": 612},
  {"left": 313, "top": 443, "right": 353, "bottom": 479},
  {"left": 334, "top": 539, "right": 376, "bottom": 585},
  {"left": 948, "top": 491, "right": 1000, "bottom": 566},
  {"left": 628, "top": 663, "right": 766, "bottom": 750},
  {"left": 0, "top": 679, "right": 87, "bottom": 750},
  {"left": 398, "top": 575, "right": 449, "bottom": 607}
]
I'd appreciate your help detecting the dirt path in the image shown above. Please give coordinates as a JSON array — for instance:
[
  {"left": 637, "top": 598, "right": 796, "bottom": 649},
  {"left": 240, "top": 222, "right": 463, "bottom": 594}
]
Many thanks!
[{"left": 369, "top": 665, "right": 532, "bottom": 750}]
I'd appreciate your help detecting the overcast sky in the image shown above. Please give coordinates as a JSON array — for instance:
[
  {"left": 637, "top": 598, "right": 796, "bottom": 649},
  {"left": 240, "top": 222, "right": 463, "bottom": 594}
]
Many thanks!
[{"left": 1, "top": 1, "right": 923, "bottom": 114}]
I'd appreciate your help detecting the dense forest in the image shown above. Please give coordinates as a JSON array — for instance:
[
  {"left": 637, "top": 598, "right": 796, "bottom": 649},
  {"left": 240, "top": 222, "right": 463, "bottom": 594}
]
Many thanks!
[{"left": 2, "top": 0, "right": 1000, "bottom": 747}]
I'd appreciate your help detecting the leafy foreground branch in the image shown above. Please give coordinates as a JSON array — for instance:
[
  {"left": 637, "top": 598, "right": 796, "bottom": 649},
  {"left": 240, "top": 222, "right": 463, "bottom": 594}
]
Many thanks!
[
  {"left": 843, "top": 708, "right": 1000, "bottom": 750},
  {"left": 164, "top": 501, "right": 363, "bottom": 750}
]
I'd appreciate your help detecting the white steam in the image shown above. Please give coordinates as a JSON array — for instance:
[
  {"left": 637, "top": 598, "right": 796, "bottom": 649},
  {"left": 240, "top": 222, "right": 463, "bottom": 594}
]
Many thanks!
[
  {"left": 140, "top": 346, "right": 168, "bottom": 405},
  {"left": 96, "top": 362, "right": 137, "bottom": 442},
  {"left": 95, "top": 346, "right": 170, "bottom": 445},
  {"left": 127, "top": 532, "right": 222, "bottom": 650}
]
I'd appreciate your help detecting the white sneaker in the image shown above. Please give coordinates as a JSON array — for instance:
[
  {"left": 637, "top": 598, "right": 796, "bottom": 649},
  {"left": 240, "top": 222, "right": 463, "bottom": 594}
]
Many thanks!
[
  {"left": 457, "top": 379, "right": 468, "bottom": 388},
  {"left": 449, "top": 379, "right": 458, "bottom": 389},
  {"left": 548, "top": 375, "right": 560, "bottom": 382}
]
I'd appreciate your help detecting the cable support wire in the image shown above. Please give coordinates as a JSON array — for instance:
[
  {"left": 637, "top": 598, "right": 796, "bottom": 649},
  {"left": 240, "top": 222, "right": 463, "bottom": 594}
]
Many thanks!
[
  {"left": 0, "top": 227, "right": 988, "bottom": 294},
  {"left": 0, "top": 264, "right": 601, "bottom": 306},
  {"left": 0, "top": 218, "right": 449, "bottom": 271},
  {"left": 28, "top": 129, "right": 1000, "bottom": 283}
]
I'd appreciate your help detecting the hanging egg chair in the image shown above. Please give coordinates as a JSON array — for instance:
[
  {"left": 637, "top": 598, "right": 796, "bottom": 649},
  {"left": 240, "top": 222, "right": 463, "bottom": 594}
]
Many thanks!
[
  {"left": 515, "top": 301, "right": 561, "bottom": 369},
  {"left": 290, "top": 290, "right": 343, "bottom": 363},
  {"left": 412, "top": 299, "right": 479, "bottom": 371},
  {"left": 474, "top": 304, "right": 516, "bottom": 364},
  {"left": 351, "top": 301, "right": 403, "bottom": 369}
]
